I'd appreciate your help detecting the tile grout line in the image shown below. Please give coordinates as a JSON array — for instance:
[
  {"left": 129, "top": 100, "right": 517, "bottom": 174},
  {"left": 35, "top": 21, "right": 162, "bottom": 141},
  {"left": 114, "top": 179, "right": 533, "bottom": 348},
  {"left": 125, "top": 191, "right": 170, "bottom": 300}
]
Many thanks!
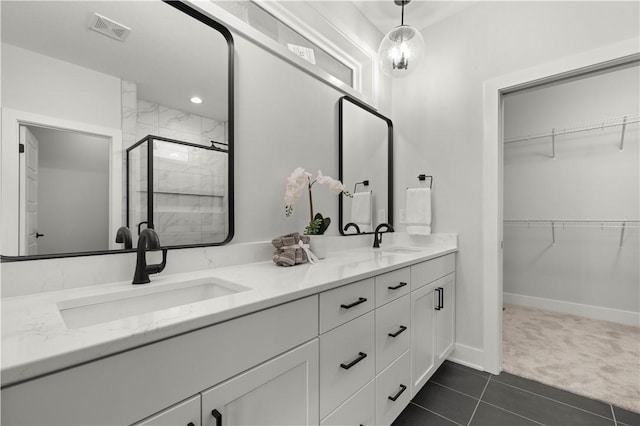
[
  {"left": 479, "top": 400, "right": 548, "bottom": 426},
  {"left": 610, "top": 403, "right": 618, "bottom": 426},
  {"left": 492, "top": 378, "right": 616, "bottom": 421},
  {"left": 466, "top": 373, "right": 491, "bottom": 426},
  {"left": 429, "top": 379, "right": 486, "bottom": 400},
  {"left": 408, "top": 402, "right": 466, "bottom": 426}
]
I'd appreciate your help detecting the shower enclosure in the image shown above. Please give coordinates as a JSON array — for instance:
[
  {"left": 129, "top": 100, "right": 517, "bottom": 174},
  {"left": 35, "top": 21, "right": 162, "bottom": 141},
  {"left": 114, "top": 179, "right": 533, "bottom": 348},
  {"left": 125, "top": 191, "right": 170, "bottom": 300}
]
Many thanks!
[{"left": 126, "top": 135, "right": 229, "bottom": 247}]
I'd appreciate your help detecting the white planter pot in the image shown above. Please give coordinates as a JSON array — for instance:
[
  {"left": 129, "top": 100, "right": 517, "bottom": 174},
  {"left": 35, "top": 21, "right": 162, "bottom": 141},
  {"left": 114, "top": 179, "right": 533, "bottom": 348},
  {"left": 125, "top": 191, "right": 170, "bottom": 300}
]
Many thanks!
[{"left": 308, "top": 234, "right": 327, "bottom": 259}]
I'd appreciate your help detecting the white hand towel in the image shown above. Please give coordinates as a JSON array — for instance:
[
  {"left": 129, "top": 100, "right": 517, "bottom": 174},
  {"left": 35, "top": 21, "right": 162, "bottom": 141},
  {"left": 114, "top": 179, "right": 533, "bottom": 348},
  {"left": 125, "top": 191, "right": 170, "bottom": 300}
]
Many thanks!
[
  {"left": 351, "top": 191, "right": 372, "bottom": 232},
  {"left": 406, "top": 188, "right": 431, "bottom": 235}
]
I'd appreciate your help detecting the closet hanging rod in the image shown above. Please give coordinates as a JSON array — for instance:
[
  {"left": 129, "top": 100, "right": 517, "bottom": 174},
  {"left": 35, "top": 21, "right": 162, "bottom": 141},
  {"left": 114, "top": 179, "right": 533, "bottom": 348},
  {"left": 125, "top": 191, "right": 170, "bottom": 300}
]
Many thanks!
[
  {"left": 503, "top": 113, "right": 640, "bottom": 144},
  {"left": 504, "top": 219, "right": 640, "bottom": 227}
]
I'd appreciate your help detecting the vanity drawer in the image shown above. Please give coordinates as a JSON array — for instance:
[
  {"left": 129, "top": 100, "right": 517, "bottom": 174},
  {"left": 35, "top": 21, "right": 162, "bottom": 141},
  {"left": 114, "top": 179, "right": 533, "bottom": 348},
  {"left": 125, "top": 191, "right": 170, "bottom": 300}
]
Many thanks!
[
  {"left": 410, "top": 253, "right": 455, "bottom": 290},
  {"left": 132, "top": 395, "right": 200, "bottom": 426},
  {"left": 375, "top": 294, "right": 410, "bottom": 374},
  {"left": 375, "top": 267, "right": 410, "bottom": 307},
  {"left": 320, "top": 277, "right": 375, "bottom": 333},
  {"left": 320, "top": 311, "right": 375, "bottom": 419},
  {"left": 321, "top": 379, "right": 375, "bottom": 426},
  {"left": 375, "top": 350, "right": 411, "bottom": 426}
]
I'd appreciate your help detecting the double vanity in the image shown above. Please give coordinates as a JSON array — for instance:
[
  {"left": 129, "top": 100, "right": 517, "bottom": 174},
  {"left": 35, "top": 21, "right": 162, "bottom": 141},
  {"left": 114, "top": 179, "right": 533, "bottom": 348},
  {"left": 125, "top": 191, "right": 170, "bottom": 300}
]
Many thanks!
[{"left": 1, "top": 237, "right": 457, "bottom": 425}]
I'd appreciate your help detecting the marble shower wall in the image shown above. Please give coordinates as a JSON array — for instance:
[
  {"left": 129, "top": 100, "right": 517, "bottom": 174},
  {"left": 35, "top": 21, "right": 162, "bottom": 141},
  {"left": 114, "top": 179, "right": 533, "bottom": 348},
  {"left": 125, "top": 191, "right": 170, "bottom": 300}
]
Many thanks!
[{"left": 121, "top": 80, "right": 228, "bottom": 246}]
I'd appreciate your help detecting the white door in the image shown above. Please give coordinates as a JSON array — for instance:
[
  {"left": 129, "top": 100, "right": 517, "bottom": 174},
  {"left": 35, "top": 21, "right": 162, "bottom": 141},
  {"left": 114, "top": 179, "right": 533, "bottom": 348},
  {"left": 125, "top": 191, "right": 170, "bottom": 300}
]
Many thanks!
[
  {"left": 201, "top": 339, "right": 319, "bottom": 426},
  {"left": 435, "top": 273, "right": 456, "bottom": 364},
  {"left": 19, "top": 125, "right": 40, "bottom": 255},
  {"left": 410, "top": 285, "right": 435, "bottom": 396}
]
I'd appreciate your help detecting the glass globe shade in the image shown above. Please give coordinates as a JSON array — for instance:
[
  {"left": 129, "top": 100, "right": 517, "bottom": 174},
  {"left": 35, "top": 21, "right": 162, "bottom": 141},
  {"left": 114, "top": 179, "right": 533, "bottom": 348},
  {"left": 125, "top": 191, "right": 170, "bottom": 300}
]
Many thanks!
[{"left": 378, "top": 25, "right": 424, "bottom": 78}]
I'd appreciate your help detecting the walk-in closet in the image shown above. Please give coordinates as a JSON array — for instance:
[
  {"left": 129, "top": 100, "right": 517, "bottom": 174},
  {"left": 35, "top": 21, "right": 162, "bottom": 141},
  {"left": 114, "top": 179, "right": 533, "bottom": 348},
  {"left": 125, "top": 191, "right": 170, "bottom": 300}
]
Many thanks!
[{"left": 501, "top": 61, "right": 640, "bottom": 413}]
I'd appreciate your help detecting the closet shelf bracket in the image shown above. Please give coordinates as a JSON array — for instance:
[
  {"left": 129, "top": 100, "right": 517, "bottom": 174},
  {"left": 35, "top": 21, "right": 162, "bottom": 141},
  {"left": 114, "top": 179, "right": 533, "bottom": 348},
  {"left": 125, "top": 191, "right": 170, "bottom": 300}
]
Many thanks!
[
  {"left": 619, "top": 221, "right": 626, "bottom": 248},
  {"left": 619, "top": 116, "right": 627, "bottom": 151}
]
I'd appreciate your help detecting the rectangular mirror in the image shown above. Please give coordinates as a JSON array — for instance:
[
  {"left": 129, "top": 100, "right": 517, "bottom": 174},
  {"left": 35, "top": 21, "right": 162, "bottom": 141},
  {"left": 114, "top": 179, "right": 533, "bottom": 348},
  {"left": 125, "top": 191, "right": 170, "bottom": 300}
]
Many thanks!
[
  {"left": 1, "top": 0, "right": 234, "bottom": 259},
  {"left": 339, "top": 95, "right": 393, "bottom": 235}
]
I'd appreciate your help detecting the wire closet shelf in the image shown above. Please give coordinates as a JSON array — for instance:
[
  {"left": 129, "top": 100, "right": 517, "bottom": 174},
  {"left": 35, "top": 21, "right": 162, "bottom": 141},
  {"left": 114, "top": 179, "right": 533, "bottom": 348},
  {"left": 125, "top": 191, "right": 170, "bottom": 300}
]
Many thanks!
[
  {"left": 504, "top": 219, "right": 640, "bottom": 247},
  {"left": 503, "top": 113, "right": 639, "bottom": 157}
]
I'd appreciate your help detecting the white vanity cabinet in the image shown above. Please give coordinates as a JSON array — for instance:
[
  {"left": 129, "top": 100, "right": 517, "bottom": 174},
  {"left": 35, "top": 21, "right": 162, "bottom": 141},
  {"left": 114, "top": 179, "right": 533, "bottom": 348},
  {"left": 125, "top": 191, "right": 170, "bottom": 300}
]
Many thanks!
[
  {"left": 409, "top": 254, "right": 456, "bottom": 395},
  {"left": 132, "top": 395, "right": 201, "bottom": 426},
  {"left": 1, "top": 296, "right": 319, "bottom": 426},
  {"left": 200, "top": 339, "right": 319, "bottom": 426}
]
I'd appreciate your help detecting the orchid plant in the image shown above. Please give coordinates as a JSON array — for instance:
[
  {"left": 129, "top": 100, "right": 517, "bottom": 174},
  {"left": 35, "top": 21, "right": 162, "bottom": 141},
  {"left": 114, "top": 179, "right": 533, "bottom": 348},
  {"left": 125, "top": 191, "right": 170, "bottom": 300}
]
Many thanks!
[{"left": 285, "top": 167, "right": 352, "bottom": 235}]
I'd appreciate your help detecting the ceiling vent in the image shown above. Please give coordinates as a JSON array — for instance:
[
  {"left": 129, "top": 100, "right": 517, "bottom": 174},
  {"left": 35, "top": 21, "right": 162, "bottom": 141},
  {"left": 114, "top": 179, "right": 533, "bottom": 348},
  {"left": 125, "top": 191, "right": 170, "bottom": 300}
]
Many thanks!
[{"left": 89, "top": 13, "right": 131, "bottom": 42}]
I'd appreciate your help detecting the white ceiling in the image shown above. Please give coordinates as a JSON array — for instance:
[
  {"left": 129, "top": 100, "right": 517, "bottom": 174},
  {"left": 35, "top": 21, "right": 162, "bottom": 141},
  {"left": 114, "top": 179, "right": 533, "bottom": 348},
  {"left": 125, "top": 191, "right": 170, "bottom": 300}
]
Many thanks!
[{"left": 351, "top": 0, "right": 477, "bottom": 35}]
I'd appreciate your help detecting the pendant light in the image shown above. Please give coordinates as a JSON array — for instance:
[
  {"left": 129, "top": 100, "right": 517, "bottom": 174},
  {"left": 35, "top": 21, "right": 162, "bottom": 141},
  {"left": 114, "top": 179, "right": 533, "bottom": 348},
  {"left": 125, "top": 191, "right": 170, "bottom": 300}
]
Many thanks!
[{"left": 377, "top": 0, "right": 425, "bottom": 78}]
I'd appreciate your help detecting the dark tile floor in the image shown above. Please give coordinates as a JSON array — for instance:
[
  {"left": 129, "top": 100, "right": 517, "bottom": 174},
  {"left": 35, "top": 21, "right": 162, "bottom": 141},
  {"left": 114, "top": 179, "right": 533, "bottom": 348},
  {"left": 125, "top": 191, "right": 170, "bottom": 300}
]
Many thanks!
[{"left": 392, "top": 361, "right": 640, "bottom": 426}]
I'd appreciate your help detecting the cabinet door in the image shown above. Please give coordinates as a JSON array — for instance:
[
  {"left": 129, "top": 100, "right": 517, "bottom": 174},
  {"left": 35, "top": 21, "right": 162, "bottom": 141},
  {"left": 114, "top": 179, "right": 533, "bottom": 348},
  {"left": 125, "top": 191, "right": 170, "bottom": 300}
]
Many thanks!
[
  {"left": 133, "top": 395, "right": 200, "bottom": 426},
  {"left": 201, "top": 339, "right": 319, "bottom": 426},
  {"left": 435, "top": 273, "right": 456, "bottom": 364},
  {"left": 410, "top": 285, "right": 435, "bottom": 396}
]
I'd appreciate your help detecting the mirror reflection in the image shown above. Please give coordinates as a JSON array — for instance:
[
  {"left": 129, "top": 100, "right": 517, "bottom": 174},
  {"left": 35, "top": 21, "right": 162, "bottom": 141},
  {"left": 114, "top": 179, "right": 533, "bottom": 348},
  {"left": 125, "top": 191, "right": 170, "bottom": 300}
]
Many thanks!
[
  {"left": 339, "top": 96, "right": 393, "bottom": 235},
  {"left": 1, "top": 0, "right": 233, "bottom": 258}
]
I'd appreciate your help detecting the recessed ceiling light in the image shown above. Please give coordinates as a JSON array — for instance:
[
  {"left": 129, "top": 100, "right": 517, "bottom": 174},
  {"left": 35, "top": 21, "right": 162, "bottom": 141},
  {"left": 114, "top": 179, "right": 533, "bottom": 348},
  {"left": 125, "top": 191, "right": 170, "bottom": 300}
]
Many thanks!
[{"left": 190, "top": 96, "right": 203, "bottom": 104}]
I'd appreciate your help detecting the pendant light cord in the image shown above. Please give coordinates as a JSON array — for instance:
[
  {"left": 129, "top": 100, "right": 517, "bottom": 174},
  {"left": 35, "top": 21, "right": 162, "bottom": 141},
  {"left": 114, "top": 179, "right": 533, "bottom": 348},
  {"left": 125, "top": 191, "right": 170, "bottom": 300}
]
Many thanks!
[{"left": 401, "top": 2, "right": 405, "bottom": 25}]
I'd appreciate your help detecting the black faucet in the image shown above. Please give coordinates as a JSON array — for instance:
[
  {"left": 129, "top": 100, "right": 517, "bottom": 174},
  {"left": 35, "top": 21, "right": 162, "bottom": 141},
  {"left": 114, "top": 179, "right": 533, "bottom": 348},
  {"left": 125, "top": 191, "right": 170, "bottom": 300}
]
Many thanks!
[
  {"left": 132, "top": 228, "right": 167, "bottom": 284},
  {"left": 344, "top": 222, "right": 361, "bottom": 234},
  {"left": 115, "top": 226, "right": 133, "bottom": 249},
  {"left": 373, "top": 223, "right": 394, "bottom": 248}
]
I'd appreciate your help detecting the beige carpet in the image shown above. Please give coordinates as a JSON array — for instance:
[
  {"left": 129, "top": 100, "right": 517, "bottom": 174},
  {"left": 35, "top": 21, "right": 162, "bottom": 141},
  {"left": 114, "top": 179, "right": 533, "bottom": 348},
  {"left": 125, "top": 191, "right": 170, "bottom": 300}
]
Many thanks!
[{"left": 502, "top": 304, "right": 640, "bottom": 413}]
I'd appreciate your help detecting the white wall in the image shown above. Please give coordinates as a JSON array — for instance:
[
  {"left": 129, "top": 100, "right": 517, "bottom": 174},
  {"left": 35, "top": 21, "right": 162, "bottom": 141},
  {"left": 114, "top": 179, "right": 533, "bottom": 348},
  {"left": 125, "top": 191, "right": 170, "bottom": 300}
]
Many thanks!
[
  {"left": 1, "top": 43, "right": 121, "bottom": 128},
  {"left": 502, "top": 64, "right": 639, "bottom": 322},
  {"left": 391, "top": 1, "right": 640, "bottom": 362}
]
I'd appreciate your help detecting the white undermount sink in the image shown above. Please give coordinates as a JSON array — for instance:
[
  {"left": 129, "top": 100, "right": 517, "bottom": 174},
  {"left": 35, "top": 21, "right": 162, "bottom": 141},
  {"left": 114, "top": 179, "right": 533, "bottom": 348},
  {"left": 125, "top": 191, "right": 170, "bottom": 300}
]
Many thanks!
[
  {"left": 57, "top": 278, "right": 250, "bottom": 329},
  {"left": 381, "top": 246, "right": 426, "bottom": 254}
]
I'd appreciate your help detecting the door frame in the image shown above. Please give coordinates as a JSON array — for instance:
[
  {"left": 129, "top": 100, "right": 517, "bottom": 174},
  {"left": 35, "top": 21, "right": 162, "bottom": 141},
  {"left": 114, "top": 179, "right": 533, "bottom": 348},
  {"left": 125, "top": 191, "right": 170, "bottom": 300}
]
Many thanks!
[
  {"left": 1, "top": 108, "right": 123, "bottom": 255},
  {"left": 481, "top": 37, "right": 640, "bottom": 374}
]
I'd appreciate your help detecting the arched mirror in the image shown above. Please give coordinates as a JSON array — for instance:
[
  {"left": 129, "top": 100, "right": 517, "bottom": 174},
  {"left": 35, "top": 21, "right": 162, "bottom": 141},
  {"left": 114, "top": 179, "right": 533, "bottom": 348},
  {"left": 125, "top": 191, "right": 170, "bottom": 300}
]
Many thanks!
[
  {"left": 1, "top": 0, "right": 234, "bottom": 260},
  {"left": 339, "top": 96, "right": 393, "bottom": 235}
]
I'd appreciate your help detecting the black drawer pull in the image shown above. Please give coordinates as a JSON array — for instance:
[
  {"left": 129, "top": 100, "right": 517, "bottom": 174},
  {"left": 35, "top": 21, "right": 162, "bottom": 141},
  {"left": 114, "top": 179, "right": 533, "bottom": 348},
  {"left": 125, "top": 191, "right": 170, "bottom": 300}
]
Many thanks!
[
  {"left": 388, "top": 384, "right": 407, "bottom": 402},
  {"left": 187, "top": 423, "right": 195, "bottom": 426},
  {"left": 388, "top": 281, "right": 407, "bottom": 290},
  {"left": 388, "top": 325, "right": 407, "bottom": 338},
  {"left": 211, "top": 409, "right": 222, "bottom": 426},
  {"left": 340, "top": 352, "right": 367, "bottom": 369},
  {"left": 341, "top": 297, "right": 367, "bottom": 309},
  {"left": 435, "top": 288, "right": 442, "bottom": 310}
]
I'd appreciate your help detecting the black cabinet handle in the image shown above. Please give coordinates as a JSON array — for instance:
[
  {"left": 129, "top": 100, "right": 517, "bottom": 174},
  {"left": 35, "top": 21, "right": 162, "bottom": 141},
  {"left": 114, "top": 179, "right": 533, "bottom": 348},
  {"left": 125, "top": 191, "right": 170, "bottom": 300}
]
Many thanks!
[
  {"left": 439, "top": 287, "right": 444, "bottom": 309},
  {"left": 435, "top": 288, "right": 442, "bottom": 310},
  {"left": 35, "top": 232, "right": 44, "bottom": 238},
  {"left": 187, "top": 423, "right": 195, "bottom": 426},
  {"left": 388, "top": 384, "right": 407, "bottom": 402},
  {"left": 341, "top": 297, "right": 367, "bottom": 309},
  {"left": 388, "top": 282, "right": 407, "bottom": 290},
  {"left": 211, "top": 409, "right": 222, "bottom": 426},
  {"left": 388, "top": 325, "right": 407, "bottom": 338},
  {"left": 340, "top": 352, "right": 367, "bottom": 369}
]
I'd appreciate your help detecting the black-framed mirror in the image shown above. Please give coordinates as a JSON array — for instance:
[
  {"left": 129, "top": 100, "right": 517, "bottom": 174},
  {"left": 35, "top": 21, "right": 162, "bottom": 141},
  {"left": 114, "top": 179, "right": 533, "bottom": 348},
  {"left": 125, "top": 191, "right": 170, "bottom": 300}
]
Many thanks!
[
  {"left": 339, "top": 95, "right": 393, "bottom": 235},
  {"left": 1, "top": 0, "right": 234, "bottom": 261}
]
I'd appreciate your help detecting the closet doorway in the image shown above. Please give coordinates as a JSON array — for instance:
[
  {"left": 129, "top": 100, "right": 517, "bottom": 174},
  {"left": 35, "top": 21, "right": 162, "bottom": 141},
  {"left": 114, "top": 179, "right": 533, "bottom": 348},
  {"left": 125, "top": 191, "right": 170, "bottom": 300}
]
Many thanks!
[{"left": 501, "top": 62, "right": 639, "bottom": 413}]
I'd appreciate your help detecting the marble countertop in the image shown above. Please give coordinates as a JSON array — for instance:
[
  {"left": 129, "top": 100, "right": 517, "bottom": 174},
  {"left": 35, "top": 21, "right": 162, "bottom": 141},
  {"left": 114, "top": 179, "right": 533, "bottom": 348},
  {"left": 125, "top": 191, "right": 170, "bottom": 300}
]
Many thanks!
[{"left": 1, "top": 241, "right": 456, "bottom": 387}]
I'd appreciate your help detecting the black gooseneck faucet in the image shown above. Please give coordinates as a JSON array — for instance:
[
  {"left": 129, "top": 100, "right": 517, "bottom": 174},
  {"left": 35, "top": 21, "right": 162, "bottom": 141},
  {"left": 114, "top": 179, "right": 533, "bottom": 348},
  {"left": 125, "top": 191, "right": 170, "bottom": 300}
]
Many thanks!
[
  {"left": 115, "top": 226, "right": 133, "bottom": 249},
  {"left": 373, "top": 223, "right": 394, "bottom": 248},
  {"left": 344, "top": 222, "right": 362, "bottom": 234},
  {"left": 132, "top": 228, "right": 167, "bottom": 284}
]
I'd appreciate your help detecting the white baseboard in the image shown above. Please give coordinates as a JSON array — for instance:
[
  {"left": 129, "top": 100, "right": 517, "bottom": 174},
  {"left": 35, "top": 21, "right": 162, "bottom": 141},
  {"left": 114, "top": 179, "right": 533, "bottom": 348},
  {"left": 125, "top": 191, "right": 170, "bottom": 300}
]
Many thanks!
[
  {"left": 504, "top": 293, "right": 640, "bottom": 327},
  {"left": 448, "top": 343, "right": 485, "bottom": 372}
]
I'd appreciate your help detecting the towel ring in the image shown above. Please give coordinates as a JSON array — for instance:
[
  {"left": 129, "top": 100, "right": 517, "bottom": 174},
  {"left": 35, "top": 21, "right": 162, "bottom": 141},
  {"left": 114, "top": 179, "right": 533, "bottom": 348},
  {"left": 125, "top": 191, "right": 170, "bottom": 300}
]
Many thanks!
[
  {"left": 354, "top": 180, "right": 370, "bottom": 193},
  {"left": 417, "top": 174, "right": 433, "bottom": 189}
]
